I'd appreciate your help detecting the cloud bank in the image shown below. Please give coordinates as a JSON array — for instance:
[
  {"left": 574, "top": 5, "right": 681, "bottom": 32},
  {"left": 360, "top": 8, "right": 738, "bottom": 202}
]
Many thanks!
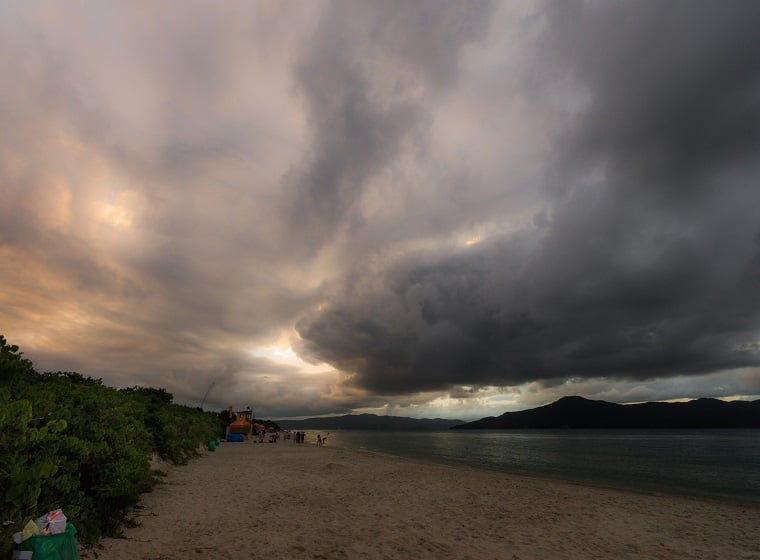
[{"left": 1, "top": 1, "right": 759, "bottom": 418}]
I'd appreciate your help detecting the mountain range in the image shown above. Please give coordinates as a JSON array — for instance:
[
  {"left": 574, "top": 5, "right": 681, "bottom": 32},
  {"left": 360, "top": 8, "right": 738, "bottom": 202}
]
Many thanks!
[
  {"left": 453, "top": 396, "right": 760, "bottom": 429},
  {"left": 275, "top": 397, "right": 760, "bottom": 431},
  {"left": 276, "top": 413, "right": 465, "bottom": 431}
]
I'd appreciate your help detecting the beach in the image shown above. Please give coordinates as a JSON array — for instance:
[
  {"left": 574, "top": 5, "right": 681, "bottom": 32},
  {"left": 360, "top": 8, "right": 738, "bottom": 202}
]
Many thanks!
[{"left": 90, "top": 442, "right": 760, "bottom": 560}]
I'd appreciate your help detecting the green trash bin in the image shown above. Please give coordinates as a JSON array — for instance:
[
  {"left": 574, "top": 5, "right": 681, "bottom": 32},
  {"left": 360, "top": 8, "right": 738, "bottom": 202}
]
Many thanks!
[{"left": 17, "top": 522, "right": 79, "bottom": 560}]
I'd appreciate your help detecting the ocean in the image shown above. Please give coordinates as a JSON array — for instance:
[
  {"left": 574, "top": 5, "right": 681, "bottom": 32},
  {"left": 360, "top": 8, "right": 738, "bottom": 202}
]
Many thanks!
[{"left": 313, "top": 429, "right": 760, "bottom": 504}]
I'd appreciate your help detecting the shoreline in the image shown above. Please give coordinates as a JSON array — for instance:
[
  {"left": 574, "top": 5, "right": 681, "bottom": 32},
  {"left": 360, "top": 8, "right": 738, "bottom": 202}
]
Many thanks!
[
  {"left": 90, "top": 442, "right": 760, "bottom": 559},
  {"left": 316, "top": 428, "right": 760, "bottom": 507},
  {"left": 330, "top": 439, "right": 760, "bottom": 511}
]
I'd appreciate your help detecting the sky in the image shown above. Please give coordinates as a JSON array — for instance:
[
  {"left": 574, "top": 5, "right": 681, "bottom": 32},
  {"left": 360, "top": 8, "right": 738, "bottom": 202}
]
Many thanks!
[{"left": 2, "top": 1, "right": 760, "bottom": 421}]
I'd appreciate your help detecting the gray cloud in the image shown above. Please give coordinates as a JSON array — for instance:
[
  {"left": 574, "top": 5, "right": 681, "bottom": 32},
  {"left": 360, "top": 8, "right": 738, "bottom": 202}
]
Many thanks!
[
  {"left": 296, "top": 1, "right": 760, "bottom": 397},
  {"left": 285, "top": 0, "right": 496, "bottom": 252},
  {"left": 545, "top": 1, "right": 760, "bottom": 192},
  {"left": 2, "top": 1, "right": 759, "bottom": 419}
]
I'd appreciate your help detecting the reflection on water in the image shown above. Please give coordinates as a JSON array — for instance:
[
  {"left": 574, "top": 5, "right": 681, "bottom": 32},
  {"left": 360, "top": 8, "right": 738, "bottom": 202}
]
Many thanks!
[{"left": 317, "top": 429, "right": 760, "bottom": 503}]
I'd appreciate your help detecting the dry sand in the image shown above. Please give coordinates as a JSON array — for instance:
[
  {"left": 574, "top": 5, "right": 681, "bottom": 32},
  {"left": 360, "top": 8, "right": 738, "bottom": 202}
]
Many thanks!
[{"left": 88, "top": 441, "right": 760, "bottom": 560}]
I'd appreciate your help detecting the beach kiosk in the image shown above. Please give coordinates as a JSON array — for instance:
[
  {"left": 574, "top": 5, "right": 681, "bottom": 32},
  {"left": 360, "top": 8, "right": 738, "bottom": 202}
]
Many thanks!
[{"left": 226, "top": 407, "right": 253, "bottom": 441}]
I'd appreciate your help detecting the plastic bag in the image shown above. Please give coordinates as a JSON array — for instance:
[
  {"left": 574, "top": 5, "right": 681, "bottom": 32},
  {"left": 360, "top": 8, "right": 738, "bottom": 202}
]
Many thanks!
[
  {"left": 17, "top": 522, "right": 79, "bottom": 560},
  {"left": 12, "top": 519, "right": 40, "bottom": 543},
  {"left": 36, "top": 509, "right": 66, "bottom": 535}
]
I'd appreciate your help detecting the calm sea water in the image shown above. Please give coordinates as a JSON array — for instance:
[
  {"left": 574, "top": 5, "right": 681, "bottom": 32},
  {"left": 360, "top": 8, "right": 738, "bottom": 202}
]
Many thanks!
[{"left": 314, "top": 429, "right": 760, "bottom": 504}]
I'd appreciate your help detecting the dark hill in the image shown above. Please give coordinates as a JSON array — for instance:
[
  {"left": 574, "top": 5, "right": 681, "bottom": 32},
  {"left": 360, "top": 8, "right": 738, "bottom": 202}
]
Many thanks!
[
  {"left": 276, "top": 413, "right": 465, "bottom": 431},
  {"left": 453, "top": 396, "right": 760, "bottom": 429}
]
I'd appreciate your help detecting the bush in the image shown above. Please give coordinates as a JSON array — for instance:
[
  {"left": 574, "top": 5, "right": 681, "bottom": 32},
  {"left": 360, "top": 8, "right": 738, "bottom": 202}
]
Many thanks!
[{"left": 0, "top": 336, "right": 225, "bottom": 557}]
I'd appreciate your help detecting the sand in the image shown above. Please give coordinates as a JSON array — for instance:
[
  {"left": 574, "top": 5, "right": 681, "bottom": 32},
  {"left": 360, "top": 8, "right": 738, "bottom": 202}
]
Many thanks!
[{"left": 87, "top": 441, "right": 760, "bottom": 560}]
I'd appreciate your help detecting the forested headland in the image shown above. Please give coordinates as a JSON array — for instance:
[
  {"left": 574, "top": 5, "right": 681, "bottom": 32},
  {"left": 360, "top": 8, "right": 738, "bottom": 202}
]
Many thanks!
[{"left": 0, "top": 335, "right": 225, "bottom": 556}]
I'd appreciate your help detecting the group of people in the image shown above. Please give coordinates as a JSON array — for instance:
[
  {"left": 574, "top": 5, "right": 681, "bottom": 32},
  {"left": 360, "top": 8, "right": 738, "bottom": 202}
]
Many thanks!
[
  {"left": 254, "top": 429, "right": 279, "bottom": 443},
  {"left": 291, "top": 431, "right": 328, "bottom": 445}
]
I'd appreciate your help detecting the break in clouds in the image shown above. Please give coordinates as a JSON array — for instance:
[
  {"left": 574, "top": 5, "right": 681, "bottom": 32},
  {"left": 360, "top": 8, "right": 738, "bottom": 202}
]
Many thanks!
[{"left": 1, "top": 1, "right": 760, "bottom": 418}]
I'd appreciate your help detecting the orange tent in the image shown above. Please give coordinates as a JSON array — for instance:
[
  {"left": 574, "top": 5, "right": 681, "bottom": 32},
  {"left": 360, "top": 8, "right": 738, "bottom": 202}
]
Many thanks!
[{"left": 229, "top": 417, "right": 252, "bottom": 437}]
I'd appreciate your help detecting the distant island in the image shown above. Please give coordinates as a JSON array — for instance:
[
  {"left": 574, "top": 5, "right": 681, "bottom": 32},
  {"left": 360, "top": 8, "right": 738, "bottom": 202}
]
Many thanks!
[
  {"left": 275, "top": 396, "right": 760, "bottom": 431},
  {"left": 453, "top": 396, "right": 760, "bottom": 429},
  {"left": 276, "top": 413, "right": 465, "bottom": 431}
]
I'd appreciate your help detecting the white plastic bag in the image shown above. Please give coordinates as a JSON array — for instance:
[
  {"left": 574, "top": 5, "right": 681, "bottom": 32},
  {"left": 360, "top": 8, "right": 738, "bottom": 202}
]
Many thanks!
[{"left": 35, "top": 508, "right": 66, "bottom": 535}]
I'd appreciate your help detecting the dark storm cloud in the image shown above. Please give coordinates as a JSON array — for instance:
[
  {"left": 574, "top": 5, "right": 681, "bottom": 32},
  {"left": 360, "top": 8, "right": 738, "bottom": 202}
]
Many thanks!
[
  {"left": 544, "top": 0, "right": 760, "bottom": 193},
  {"left": 297, "top": 1, "right": 760, "bottom": 395},
  {"left": 3, "top": 0, "right": 759, "bottom": 418},
  {"left": 286, "top": 0, "right": 495, "bottom": 250}
]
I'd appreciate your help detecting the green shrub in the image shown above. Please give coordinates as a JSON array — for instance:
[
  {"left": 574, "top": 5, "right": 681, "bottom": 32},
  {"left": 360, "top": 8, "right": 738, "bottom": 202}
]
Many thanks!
[{"left": 0, "top": 336, "right": 226, "bottom": 556}]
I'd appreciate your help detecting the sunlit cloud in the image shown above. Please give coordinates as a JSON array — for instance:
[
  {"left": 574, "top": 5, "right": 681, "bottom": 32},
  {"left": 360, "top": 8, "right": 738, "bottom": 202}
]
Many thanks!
[
  {"left": 1, "top": 1, "right": 759, "bottom": 420},
  {"left": 248, "top": 342, "right": 335, "bottom": 376},
  {"left": 93, "top": 191, "right": 136, "bottom": 229}
]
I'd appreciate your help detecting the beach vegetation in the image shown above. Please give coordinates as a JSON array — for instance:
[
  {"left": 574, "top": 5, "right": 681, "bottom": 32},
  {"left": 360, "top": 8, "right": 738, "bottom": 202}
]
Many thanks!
[{"left": 0, "top": 336, "right": 225, "bottom": 556}]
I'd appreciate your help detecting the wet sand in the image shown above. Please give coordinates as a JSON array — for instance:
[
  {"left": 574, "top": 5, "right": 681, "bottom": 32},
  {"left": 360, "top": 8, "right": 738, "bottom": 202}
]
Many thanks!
[{"left": 89, "top": 441, "right": 760, "bottom": 559}]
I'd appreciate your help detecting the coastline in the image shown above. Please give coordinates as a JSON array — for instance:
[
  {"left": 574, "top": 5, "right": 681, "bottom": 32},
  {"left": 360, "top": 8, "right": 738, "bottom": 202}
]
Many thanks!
[
  {"left": 321, "top": 428, "right": 760, "bottom": 506},
  {"left": 90, "top": 442, "right": 760, "bottom": 559}
]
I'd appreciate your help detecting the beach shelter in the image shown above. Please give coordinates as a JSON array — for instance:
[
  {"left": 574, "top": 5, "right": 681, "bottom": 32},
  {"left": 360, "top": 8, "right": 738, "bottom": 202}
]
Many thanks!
[{"left": 228, "top": 417, "right": 253, "bottom": 440}]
